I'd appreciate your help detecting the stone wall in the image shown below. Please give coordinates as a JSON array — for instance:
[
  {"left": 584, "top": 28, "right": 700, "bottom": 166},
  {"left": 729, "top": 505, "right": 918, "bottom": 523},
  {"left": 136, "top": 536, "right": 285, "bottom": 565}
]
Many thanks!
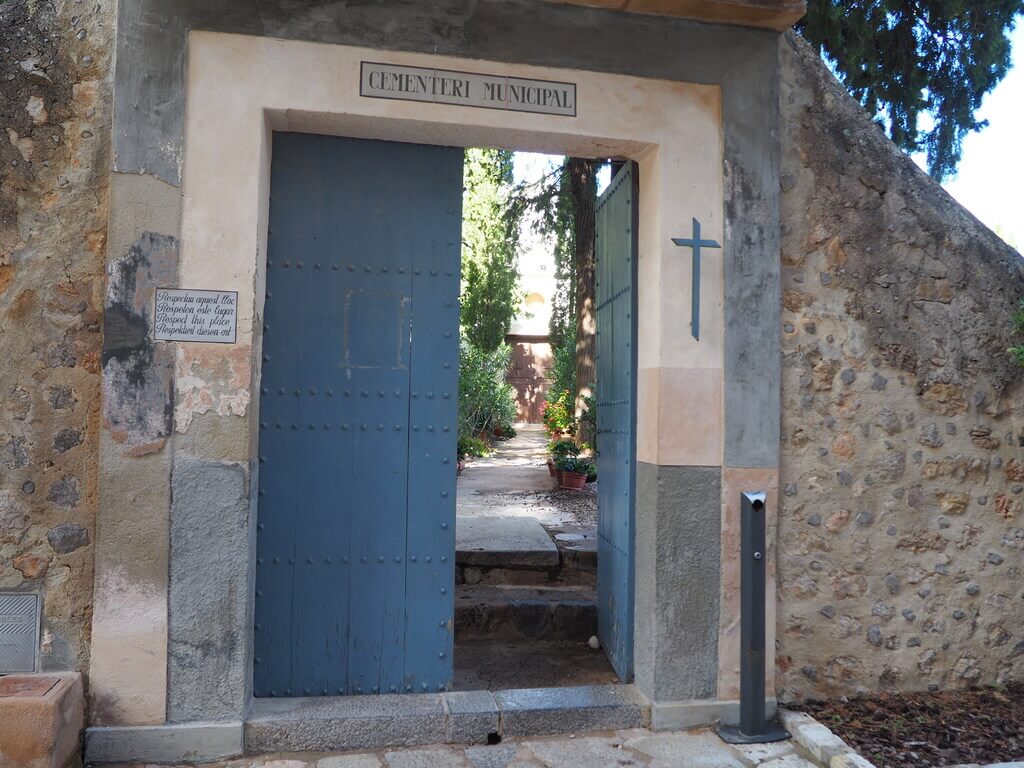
[
  {"left": 0, "top": 0, "right": 114, "bottom": 671},
  {"left": 777, "top": 32, "right": 1024, "bottom": 701}
]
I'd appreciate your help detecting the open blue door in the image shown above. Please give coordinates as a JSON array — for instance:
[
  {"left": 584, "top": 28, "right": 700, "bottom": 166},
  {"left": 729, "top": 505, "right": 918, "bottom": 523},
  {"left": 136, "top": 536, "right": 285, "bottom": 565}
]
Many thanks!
[
  {"left": 254, "top": 133, "right": 462, "bottom": 697},
  {"left": 595, "top": 162, "right": 638, "bottom": 682}
]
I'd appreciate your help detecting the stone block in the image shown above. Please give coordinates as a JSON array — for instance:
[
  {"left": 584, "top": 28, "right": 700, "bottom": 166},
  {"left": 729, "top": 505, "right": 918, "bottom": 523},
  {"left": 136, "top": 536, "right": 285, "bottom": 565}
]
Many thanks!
[
  {"left": 443, "top": 690, "right": 500, "bottom": 744},
  {"left": 0, "top": 673, "right": 83, "bottom": 768},
  {"left": 455, "top": 517, "right": 559, "bottom": 568},
  {"left": 83, "top": 721, "right": 243, "bottom": 764},
  {"left": 779, "top": 709, "right": 850, "bottom": 765},
  {"left": 494, "top": 684, "right": 648, "bottom": 738},
  {"left": 245, "top": 694, "right": 447, "bottom": 753}
]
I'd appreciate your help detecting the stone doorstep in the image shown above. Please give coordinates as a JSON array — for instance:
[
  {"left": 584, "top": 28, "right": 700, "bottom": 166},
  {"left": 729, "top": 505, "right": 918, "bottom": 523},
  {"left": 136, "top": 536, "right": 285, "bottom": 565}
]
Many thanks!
[
  {"left": 455, "top": 517, "right": 560, "bottom": 569},
  {"left": 454, "top": 585, "right": 597, "bottom": 641},
  {"left": 0, "top": 671, "right": 83, "bottom": 768},
  {"left": 243, "top": 684, "right": 649, "bottom": 755}
]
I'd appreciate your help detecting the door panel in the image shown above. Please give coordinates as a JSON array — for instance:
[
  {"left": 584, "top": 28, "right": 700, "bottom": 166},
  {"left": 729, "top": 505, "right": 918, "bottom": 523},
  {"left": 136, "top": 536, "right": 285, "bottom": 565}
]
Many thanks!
[
  {"left": 254, "top": 133, "right": 462, "bottom": 697},
  {"left": 595, "top": 162, "right": 638, "bottom": 682}
]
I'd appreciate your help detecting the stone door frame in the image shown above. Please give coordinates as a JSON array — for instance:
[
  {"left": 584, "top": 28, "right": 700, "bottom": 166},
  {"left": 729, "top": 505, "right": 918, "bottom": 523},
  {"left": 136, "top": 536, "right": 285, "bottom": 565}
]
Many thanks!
[{"left": 91, "top": 24, "right": 782, "bottom": 750}]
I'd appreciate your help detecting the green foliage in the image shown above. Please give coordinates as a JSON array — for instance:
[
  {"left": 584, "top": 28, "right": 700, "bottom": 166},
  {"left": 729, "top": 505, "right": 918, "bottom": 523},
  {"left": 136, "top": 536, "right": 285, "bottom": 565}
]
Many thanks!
[
  {"left": 799, "top": 1, "right": 1023, "bottom": 180},
  {"left": 579, "top": 389, "right": 597, "bottom": 451},
  {"left": 1010, "top": 298, "right": 1024, "bottom": 367},
  {"left": 461, "top": 148, "right": 523, "bottom": 351},
  {"left": 458, "top": 339, "right": 517, "bottom": 440},
  {"left": 510, "top": 158, "right": 579, "bottom": 348},
  {"left": 458, "top": 435, "right": 490, "bottom": 461},
  {"left": 554, "top": 456, "right": 596, "bottom": 479},
  {"left": 547, "top": 333, "right": 577, "bottom": 406},
  {"left": 541, "top": 389, "right": 576, "bottom": 436},
  {"left": 547, "top": 438, "right": 580, "bottom": 458}
]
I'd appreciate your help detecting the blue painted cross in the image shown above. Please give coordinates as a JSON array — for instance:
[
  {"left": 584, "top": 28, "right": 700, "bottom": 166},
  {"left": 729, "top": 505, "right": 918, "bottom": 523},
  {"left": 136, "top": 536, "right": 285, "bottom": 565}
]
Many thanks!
[{"left": 671, "top": 218, "right": 721, "bottom": 341}]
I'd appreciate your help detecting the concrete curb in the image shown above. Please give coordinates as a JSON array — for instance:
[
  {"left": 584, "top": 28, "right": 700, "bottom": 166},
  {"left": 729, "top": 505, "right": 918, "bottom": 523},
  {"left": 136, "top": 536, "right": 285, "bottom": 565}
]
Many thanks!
[{"left": 778, "top": 709, "right": 877, "bottom": 768}]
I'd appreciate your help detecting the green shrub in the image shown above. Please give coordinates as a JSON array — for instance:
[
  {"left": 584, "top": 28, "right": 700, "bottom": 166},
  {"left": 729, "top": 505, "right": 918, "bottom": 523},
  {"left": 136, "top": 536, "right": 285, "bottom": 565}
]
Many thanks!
[
  {"left": 1011, "top": 298, "right": 1024, "bottom": 367},
  {"left": 547, "top": 334, "right": 577, "bottom": 402},
  {"left": 541, "top": 389, "right": 576, "bottom": 436},
  {"left": 458, "top": 435, "right": 490, "bottom": 460},
  {"left": 547, "top": 438, "right": 580, "bottom": 458},
  {"left": 458, "top": 339, "right": 517, "bottom": 441}
]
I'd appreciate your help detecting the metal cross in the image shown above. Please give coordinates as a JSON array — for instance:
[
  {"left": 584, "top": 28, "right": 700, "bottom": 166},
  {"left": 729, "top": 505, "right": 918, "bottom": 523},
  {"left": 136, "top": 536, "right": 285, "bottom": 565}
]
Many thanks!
[{"left": 671, "top": 218, "right": 721, "bottom": 341}]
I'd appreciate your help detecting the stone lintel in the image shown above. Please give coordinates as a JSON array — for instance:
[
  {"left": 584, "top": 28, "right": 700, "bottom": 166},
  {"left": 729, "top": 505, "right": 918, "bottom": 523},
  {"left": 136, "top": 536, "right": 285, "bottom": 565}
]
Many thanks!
[{"left": 548, "top": 0, "right": 805, "bottom": 31}]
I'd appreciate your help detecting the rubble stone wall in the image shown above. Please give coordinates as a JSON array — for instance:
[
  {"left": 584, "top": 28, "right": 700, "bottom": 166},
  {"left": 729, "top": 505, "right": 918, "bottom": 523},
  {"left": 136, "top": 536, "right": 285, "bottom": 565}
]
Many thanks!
[
  {"left": 0, "top": 0, "right": 114, "bottom": 672},
  {"left": 777, "top": 32, "right": 1024, "bottom": 701}
]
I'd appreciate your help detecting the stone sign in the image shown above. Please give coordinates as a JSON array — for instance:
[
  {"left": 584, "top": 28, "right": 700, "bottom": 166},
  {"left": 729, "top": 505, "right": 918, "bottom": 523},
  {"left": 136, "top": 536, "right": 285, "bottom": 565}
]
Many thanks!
[
  {"left": 154, "top": 288, "right": 238, "bottom": 343},
  {"left": 360, "top": 61, "right": 576, "bottom": 117}
]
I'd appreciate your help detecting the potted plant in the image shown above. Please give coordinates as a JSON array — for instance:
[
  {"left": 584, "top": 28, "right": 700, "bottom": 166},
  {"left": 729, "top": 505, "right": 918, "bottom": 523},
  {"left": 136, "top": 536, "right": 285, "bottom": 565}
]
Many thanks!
[
  {"left": 542, "top": 390, "right": 576, "bottom": 441},
  {"left": 547, "top": 438, "right": 580, "bottom": 478},
  {"left": 555, "top": 456, "right": 594, "bottom": 490}
]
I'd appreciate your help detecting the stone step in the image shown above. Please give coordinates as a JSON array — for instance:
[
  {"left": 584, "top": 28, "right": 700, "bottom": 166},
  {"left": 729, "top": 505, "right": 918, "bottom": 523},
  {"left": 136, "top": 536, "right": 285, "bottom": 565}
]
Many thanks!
[
  {"left": 455, "top": 585, "right": 596, "bottom": 641},
  {"left": 455, "top": 518, "right": 597, "bottom": 587},
  {"left": 244, "top": 684, "right": 649, "bottom": 753},
  {"left": 456, "top": 516, "right": 559, "bottom": 568}
]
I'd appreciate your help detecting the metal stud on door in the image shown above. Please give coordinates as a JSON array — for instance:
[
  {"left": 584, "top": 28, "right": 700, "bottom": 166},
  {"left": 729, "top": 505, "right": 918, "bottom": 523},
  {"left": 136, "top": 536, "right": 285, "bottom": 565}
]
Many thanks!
[
  {"left": 595, "top": 162, "right": 638, "bottom": 682},
  {"left": 255, "top": 134, "right": 461, "bottom": 697}
]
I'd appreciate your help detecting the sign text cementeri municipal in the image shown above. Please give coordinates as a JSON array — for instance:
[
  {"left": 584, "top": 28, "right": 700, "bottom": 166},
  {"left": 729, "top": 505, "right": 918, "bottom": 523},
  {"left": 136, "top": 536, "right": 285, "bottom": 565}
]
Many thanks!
[{"left": 360, "top": 62, "right": 576, "bottom": 117}]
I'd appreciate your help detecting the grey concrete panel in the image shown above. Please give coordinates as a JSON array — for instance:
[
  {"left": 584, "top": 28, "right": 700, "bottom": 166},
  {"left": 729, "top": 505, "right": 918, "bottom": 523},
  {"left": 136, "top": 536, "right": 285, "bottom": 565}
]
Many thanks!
[
  {"left": 84, "top": 721, "right": 243, "bottom": 764},
  {"left": 168, "top": 455, "right": 250, "bottom": 721},
  {"left": 245, "top": 693, "right": 447, "bottom": 753},
  {"left": 634, "top": 463, "right": 722, "bottom": 703},
  {"left": 494, "top": 684, "right": 648, "bottom": 737},
  {"left": 722, "top": 41, "right": 782, "bottom": 468}
]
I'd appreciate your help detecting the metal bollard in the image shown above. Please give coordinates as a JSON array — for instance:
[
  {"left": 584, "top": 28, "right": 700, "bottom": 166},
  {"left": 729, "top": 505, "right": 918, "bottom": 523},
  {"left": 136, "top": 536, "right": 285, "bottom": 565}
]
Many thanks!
[{"left": 717, "top": 491, "right": 790, "bottom": 744}]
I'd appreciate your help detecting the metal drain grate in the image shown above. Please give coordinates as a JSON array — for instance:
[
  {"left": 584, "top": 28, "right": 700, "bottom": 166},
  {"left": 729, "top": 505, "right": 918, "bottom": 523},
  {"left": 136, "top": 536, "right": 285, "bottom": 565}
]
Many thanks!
[{"left": 0, "top": 593, "right": 39, "bottom": 673}]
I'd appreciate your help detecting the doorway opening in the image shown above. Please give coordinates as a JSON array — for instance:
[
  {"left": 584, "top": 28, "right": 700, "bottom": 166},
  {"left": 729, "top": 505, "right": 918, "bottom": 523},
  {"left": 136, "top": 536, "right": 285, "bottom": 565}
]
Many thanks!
[
  {"left": 253, "top": 135, "right": 636, "bottom": 700},
  {"left": 453, "top": 150, "right": 637, "bottom": 691}
]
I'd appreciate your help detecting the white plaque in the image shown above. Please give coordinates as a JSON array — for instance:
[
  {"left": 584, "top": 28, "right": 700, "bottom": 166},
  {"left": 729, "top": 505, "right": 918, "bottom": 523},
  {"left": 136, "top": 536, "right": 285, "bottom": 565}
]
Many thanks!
[
  {"left": 154, "top": 288, "right": 238, "bottom": 343},
  {"left": 360, "top": 61, "right": 576, "bottom": 117}
]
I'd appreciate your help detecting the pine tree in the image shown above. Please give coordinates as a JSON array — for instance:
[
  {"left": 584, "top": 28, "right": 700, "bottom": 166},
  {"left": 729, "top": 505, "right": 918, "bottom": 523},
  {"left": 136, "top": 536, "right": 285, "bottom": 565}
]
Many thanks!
[{"left": 799, "top": 1, "right": 1023, "bottom": 180}]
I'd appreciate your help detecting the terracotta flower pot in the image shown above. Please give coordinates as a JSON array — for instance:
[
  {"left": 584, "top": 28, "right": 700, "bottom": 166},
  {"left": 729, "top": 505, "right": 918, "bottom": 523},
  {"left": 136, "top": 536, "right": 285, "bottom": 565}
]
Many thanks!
[
  {"left": 560, "top": 471, "right": 587, "bottom": 490},
  {"left": 555, "top": 469, "right": 564, "bottom": 485}
]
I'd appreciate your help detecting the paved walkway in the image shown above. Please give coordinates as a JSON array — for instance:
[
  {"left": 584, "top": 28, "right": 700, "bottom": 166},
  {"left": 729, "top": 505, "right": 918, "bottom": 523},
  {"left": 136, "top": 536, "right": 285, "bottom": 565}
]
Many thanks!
[
  {"left": 456, "top": 424, "right": 573, "bottom": 526},
  {"left": 113, "top": 728, "right": 818, "bottom": 768}
]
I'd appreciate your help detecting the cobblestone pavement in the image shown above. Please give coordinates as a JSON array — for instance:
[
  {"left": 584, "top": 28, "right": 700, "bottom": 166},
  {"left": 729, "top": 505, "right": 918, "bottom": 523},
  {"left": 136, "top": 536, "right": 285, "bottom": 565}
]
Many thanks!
[{"left": 105, "top": 728, "right": 821, "bottom": 768}]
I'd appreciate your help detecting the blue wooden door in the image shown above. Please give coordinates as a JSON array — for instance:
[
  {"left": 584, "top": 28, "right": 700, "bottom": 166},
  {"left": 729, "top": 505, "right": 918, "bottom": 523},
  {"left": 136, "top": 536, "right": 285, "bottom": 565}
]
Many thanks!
[
  {"left": 595, "top": 162, "right": 638, "bottom": 682},
  {"left": 254, "top": 133, "right": 462, "bottom": 697}
]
